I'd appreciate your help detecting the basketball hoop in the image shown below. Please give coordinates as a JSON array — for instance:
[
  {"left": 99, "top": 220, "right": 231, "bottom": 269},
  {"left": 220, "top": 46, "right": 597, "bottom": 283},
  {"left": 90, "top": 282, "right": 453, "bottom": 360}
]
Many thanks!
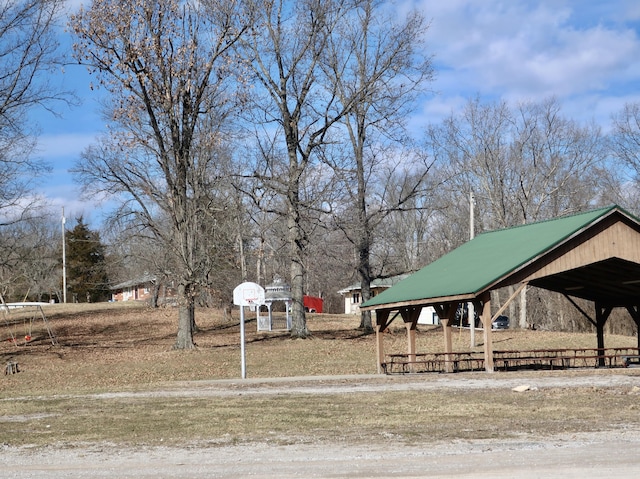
[
  {"left": 233, "top": 282, "right": 266, "bottom": 379},
  {"left": 233, "top": 282, "right": 265, "bottom": 307}
]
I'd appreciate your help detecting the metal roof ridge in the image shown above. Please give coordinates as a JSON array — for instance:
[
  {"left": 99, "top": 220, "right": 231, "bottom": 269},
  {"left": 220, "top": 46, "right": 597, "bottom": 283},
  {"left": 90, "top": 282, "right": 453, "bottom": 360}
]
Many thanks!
[
  {"left": 470, "top": 205, "right": 624, "bottom": 293},
  {"left": 475, "top": 204, "right": 619, "bottom": 237}
]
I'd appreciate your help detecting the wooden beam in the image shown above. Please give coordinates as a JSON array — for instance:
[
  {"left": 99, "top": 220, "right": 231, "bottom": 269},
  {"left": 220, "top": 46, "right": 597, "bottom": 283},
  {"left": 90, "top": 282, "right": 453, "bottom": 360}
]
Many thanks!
[
  {"left": 361, "top": 294, "right": 476, "bottom": 312},
  {"left": 433, "top": 304, "right": 446, "bottom": 321},
  {"left": 564, "top": 294, "right": 597, "bottom": 327},
  {"left": 376, "top": 310, "right": 399, "bottom": 332},
  {"left": 443, "top": 304, "right": 456, "bottom": 373},
  {"left": 433, "top": 303, "right": 457, "bottom": 373},
  {"left": 400, "top": 306, "right": 422, "bottom": 325},
  {"left": 375, "top": 310, "right": 390, "bottom": 374},
  {"left": 625, "top": 304, "right": 640, "bottom": 350},
  {"left": 406, "top": 320, "right": 417, "bottom": 373},
  {"left": 401, "top": 307, "right": 421, "bottom": 373},
  {"left": 490, "top": 282, "right": 528, "bottom": 322}
]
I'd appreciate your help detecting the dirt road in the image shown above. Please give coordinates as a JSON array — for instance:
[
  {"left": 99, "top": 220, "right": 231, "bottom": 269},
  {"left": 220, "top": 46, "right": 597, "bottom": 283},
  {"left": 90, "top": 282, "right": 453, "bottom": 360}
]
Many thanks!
[
  {"left": 5, "top": 431, "right": 640, "bottom": 478},
  {"left": 4, "top": 371, "right": 640, "bottom": 478}
]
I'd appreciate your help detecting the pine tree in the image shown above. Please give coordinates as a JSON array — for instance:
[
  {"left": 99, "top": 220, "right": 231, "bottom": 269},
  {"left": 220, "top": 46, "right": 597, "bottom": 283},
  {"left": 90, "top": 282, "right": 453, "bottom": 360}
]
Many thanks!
[{"left": 66, "top": 217, "right": 110, "bottom": 302}]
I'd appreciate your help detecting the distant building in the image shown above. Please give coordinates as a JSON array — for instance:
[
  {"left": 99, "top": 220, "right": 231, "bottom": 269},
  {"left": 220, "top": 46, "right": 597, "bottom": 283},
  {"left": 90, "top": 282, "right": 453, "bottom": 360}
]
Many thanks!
[
  {"left": 338, "top": 274, "right": 439, "bottom": 325},
  {"left": 110, "top": 275, "right": 176, "bottom": 304},
  {"left": 303, "top": 295, "right": 323, "bottom": 313}
]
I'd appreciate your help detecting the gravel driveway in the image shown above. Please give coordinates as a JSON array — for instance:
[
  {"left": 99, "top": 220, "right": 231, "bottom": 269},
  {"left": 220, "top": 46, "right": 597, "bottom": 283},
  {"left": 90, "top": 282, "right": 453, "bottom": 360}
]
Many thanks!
[{"left": 4, "top": 371, "right": 640, "bottom": 478}]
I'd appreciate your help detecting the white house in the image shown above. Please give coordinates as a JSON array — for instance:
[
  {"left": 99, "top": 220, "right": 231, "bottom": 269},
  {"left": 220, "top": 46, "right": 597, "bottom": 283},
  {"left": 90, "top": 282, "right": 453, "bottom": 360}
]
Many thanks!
[{"left": 338, "top": 274, "right": 439, "bottom": 325}]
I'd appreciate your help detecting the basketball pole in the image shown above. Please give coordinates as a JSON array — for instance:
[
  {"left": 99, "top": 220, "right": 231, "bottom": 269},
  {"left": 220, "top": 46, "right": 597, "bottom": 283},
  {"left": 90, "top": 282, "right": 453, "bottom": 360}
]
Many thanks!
[
  {"left": 233, "top": 282, "right": 265, "bottom": 380},
  {"left": 240, "top": 303, "right": 247, "bottom": 379}
]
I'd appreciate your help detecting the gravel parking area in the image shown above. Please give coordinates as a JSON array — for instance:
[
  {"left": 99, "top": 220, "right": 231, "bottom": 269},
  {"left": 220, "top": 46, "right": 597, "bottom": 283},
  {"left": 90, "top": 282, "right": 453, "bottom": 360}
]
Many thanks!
[{"left": 3, "top": 371, "right": 640, "bottom": 478}]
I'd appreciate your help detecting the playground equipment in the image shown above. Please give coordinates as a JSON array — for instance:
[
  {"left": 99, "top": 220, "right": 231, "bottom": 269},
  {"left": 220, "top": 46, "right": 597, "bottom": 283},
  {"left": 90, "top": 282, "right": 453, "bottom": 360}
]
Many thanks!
[{"left": 1, "top": 301, "right": 58, "bottom": 346}]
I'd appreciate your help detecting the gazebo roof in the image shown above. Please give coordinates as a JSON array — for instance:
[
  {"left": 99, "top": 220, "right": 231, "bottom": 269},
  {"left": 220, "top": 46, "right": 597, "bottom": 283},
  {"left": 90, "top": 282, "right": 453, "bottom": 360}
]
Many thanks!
[{"left": 362, "top": 205, "right": 640, "bottom": 311}]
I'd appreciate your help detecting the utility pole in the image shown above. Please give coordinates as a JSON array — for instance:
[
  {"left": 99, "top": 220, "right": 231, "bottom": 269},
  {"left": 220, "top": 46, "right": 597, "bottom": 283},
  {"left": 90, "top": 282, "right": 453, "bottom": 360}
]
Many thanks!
[
  {"left": 469, "top": 192, "right": 476, "bottom": 347},
  {"left": 62, "top": 207, "right": 67, "bottom": 304}
]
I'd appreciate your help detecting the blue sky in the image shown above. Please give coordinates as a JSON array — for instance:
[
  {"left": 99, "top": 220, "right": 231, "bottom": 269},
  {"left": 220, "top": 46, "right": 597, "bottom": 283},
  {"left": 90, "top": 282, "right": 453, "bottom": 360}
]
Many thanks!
[{"left": 31, "top": 0, "right": 640, "bottom": 226}]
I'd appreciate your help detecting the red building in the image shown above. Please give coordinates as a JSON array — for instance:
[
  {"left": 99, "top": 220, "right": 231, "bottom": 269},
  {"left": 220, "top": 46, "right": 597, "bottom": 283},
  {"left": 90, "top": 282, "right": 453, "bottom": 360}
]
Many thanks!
[{"left": 303, "top": 295, "right": 323, "bottom": 313}]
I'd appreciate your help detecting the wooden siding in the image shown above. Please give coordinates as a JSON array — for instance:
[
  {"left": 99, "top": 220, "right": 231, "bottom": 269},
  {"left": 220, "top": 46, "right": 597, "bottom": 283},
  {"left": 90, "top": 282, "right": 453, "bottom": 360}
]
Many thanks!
[{"left": 524, "top": 220, "right": 640, "bottom": 283}]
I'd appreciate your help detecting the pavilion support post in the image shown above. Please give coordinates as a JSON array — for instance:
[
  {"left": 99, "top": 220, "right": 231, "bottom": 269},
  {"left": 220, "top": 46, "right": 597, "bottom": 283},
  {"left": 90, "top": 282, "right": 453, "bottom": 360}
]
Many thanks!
[
  {"left": 375, "top": 310, "right": 390, "bottom": 374},
  {"left": 406, "top": 321, "right": 417, "bottom": 373},
  {"left": 477, "top": 292, "right": 494, "bottom": 372},
  {"left": 444, "top": 306, "right": 455, "bottom": 373},
  {"left": 441, "top": 318, "right": 453, "bottom": 373},
  {"left": 435, "top": 304, "right": 456, "bottom": 373},
  {"left": 595, "top": 302, "right": 612, "bottom": 368},
  {"left": 401, "top": 307, "right": 421, "bottom": 373}
]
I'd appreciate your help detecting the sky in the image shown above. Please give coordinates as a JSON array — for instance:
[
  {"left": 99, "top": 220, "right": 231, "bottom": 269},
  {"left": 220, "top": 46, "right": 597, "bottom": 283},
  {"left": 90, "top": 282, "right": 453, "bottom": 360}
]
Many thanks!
[{"left": 31, "top": 0, "right": 640, "bottom": 227}]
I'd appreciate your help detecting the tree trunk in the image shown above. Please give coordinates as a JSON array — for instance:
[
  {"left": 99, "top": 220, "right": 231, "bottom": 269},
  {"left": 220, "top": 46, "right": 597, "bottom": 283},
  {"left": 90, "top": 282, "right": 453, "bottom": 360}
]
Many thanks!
[
  {"left": 289, "top": 222, "right": 309, "bottom": 338},
  {"left": 150, "top": 281, "right": 160, "bottom": 308},
  {"left": 256, "top": 237, "right": 265, "bottom": 286},
  {"left": 355, "top": 118, "right": 374, "bottom": 333},
  {"left": 358, "top": 234, "right": 374, "bottom": 333},
  {"left": 174, "top": 283, "right": 196, "bottom": 349},
  {"left": 290, "top": 260, "right": 308, "bottom": 338},
  {"left": 519, "top": 286, "right": 527, "bottom": 329},
  {"left": 288, "top": 180, "right": 309, "bottom": 338},
  {"left": 237, "top": 214, "right": 247, "bottom": 282}
]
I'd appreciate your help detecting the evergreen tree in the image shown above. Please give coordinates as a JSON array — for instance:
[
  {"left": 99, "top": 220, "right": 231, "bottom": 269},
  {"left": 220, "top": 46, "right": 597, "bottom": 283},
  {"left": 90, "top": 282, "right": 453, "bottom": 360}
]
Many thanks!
[{"left": 66, "top": 217, "right": 110, "bottom": 302}]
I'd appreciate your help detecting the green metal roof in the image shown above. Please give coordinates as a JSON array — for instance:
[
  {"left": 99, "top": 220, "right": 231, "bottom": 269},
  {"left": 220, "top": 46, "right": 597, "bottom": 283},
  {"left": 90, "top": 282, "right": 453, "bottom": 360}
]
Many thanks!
[{"left": 361, "top": 205, "right": 626, "bottom": 310}]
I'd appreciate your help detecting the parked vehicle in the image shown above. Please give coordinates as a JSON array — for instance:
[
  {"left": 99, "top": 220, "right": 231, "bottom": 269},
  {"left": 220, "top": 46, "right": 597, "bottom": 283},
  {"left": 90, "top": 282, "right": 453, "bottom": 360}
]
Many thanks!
[{"left": 492, "top": 315, "right": 509, "bottom": 329}]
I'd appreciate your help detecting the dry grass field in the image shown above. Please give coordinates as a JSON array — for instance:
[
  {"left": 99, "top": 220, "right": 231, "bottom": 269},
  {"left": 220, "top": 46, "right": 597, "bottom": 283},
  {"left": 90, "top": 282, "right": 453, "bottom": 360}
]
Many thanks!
[
  {"left": 1, "top": 301, "right": 640, "bottom": 453},
  {"left": 2, "top": 302, "right": 380, "bottom": 394},
  {"left": 2, "top": 301, "right": 638, "bottom": 395}
]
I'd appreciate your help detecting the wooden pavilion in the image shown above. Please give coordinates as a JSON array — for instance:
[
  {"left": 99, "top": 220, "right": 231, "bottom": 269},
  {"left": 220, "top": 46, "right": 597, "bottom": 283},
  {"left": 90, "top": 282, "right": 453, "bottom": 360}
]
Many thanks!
[{"left": 361, "top": 205, "right": 640, "bottom": 373}]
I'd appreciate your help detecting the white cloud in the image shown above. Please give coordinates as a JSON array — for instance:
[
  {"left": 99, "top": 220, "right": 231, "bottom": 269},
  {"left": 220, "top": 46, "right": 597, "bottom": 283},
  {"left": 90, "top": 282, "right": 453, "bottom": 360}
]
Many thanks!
[
  {"left": 412, "top": 0, "right": 640, "bottom": 126},
  {"left": 37, "top": 184, "right": 110, "bottom": 228},
  {"left": 31, "top": 132, "right": 100, "bottom": 221},
  {"left": 35, "top": 132, "right": 96, "bottom": 160}
]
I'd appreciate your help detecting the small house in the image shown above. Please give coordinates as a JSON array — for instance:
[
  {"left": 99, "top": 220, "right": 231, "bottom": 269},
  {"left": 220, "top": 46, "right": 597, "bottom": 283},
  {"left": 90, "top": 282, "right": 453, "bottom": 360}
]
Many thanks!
[
  {"left": 110, "top": 275, "right": 176, "bottom": 304},
  {"left": 338, "top": 275, "right": 439, "bottom": 325}
]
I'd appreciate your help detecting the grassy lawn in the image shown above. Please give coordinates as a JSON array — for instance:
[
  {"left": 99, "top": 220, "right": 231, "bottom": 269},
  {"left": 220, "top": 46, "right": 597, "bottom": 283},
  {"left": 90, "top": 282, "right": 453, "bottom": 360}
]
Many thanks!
[{"left": 1, "top": 302, "right": 639, "bottom": 447}]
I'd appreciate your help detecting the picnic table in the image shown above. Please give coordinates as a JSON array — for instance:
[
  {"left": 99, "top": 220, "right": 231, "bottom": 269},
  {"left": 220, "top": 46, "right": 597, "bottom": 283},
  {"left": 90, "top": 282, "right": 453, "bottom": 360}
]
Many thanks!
[{"left": 382, "top": 347, "right": 640, "bottom": 374}]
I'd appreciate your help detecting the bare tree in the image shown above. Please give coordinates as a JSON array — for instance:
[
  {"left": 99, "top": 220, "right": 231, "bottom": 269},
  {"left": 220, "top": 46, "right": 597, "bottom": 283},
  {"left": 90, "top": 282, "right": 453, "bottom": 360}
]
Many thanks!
[
  {"left": 426, "top": 96, "right": 611, "bottom": 327},
  {"left": 611, "top": 102, "right": 640, "bottom": 180},
  {"left": 236, "top": 0, "right": 358, "bottom": 338},
  {"left": 375, "top": 174, "right": 448, "bottom": 274},
  {"left": 102, "top": 219, "right": 177, "bottom": 307},
  {"left": 70, "top": 0, "right": 247, "bottom": 348},
  {"left": 509, "top": 98, "right": 608, "bottom": 221},
  {"left": 0, "top": 214, "right": 60, "bottom": 302},
  {"left": 431, "top": 97, "right": 607, "bottom": 230},
  {"left": 321, "top": 0, "right": 434, "bottom": 331},
  {"left": 0, "top": 0, "right": 68, "bottom": 224}
]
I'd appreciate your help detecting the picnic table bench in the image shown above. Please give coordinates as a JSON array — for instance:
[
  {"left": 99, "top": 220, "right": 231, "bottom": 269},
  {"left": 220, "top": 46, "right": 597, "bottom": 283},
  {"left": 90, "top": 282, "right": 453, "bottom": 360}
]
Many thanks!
[
  {"left": 382, "top": 354, "right": 441, "bottom": 374},
  {"left": 383, "top": 352, "right": 485, "bottom": 374},
  {"left": 382, "top": 347, "right": 640, "bottom": 374}
]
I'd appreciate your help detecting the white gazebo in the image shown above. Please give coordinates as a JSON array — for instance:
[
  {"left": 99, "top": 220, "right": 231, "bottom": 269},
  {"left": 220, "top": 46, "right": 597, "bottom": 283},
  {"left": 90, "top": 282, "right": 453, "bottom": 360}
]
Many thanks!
[{"left": 257, "top": 277, "right": 292, "bottom": 331}]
